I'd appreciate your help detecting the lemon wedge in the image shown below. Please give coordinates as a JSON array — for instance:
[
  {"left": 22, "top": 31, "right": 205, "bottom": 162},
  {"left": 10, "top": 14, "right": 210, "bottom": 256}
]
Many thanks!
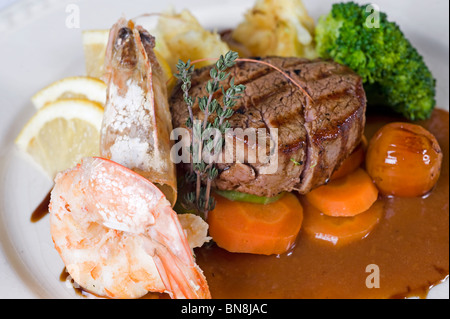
[
  {"left": 82, "top": 29, "right": 110, "bottom": 78},
  {"left": 82, "top": 29, "right": 173, "bottom": 82},
  {"left": 31, "top": 76, "right": 107, "bottom": 109},
  {"left": 15, "top": 99, "right": 104, "bottom": 179}
]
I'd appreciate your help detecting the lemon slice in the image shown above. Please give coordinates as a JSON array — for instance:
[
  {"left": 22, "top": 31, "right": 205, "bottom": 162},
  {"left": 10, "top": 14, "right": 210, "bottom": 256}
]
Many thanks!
[
  {"left": 31, "top": 76, "right": 107, "bottom": 109},
  {"left": 82, "top": 29, "right": 173, "bottom": 82},
  {"left": 154, "top": 50, "right": 175, "bottom": 92},
  {"left": 154, "top": 50, "right": 173, "bottom": 82},
  {"left": 82, "top": 29, "right": 110, "bottom": 78},
  {"left": 15, "top": 99, "right": 104, "bottom": 179}
]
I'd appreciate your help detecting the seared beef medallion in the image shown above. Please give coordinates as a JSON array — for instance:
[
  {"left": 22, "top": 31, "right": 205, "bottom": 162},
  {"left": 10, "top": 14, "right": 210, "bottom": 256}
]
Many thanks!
[{"left": 170, "top": 57, "right": 366, "bottom": 197}]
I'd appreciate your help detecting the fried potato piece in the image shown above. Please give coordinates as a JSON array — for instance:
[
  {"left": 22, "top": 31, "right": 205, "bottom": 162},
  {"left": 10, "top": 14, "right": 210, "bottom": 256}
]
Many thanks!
[
  {"left": 232, "top": 0, "right": 317, "bottom": 59},
  {"left": 178, "top": 213, "right": 212, "bottom": 249},
  {"left": 154, "top": 9, "right": 230, "bottom": 73}
]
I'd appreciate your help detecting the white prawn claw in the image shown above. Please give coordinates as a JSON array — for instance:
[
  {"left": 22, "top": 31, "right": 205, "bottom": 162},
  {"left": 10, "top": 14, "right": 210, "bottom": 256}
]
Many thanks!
[{"left": 50, "top": 157, "right": 211, "bottom": 299}]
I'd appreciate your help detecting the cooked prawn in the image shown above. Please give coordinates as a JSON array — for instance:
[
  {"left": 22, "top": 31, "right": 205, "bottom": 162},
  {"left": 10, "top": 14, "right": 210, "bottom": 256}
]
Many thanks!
[
  {"left": 100, "top": 17, "right": 177, "bottom": 205},
  {"left": 49, "top": 157, "right": 211, "bottom": 299}
]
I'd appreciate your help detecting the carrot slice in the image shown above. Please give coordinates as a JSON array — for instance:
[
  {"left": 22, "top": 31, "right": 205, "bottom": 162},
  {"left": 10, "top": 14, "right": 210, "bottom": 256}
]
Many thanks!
[
  {"left": 301, "top": 197, "right": 384, "bottom": 246},
  {"left": 305, "top": 168, "right": 378, "bottom": 217},
  {"left": 208, "top": 193, "right": 303, "bottom": 255},
  {"left": 331, "top": 137, "right": 367, "bottom": 180}
]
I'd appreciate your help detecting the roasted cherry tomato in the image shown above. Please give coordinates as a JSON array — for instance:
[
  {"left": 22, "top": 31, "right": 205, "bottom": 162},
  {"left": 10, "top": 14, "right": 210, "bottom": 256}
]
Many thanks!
[{"left": 366, "top": 122, "right": 442, "bottom": 197}]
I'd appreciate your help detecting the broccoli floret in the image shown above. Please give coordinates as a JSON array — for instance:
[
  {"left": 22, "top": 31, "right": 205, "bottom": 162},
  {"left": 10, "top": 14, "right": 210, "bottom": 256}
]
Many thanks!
[{"left": 315, "top": 2, "right": 436, "bottom": 120}]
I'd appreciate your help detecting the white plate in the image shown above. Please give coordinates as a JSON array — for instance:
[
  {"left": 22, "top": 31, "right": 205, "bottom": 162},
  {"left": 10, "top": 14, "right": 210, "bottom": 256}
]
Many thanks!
[{"left": 0, "top": 0, "right": 448, "bottom": 299}]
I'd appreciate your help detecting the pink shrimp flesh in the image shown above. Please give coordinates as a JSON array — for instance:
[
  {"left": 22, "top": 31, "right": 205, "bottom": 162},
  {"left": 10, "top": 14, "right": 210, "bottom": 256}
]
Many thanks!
[{"left": 49, "top": 157, "right": 211, "bottom": 299}]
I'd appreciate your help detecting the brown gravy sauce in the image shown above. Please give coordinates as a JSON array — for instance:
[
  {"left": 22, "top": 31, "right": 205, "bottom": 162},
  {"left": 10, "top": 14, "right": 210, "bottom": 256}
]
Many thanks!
[
  {"left": 36, "top": 109, "right": 449, "bottom": 299},
  {"left": 30, "top": 191, "right": 51, "bottom": 223},
  {"left": 195, "top": 108, "right": 449, "bottom": 299}
]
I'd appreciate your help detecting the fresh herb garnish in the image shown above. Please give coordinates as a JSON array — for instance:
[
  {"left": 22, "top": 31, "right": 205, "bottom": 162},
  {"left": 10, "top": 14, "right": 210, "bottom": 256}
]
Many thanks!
[
  {"left": 175, "top": 51, "right": 246, "bottom": 218},
  {"left": 291, "top": 158, "right": 303, "bottom": 166}
]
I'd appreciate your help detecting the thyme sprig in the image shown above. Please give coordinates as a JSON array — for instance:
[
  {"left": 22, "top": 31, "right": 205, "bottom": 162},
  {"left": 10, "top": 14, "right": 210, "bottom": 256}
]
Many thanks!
[{"left": 175, "top": 51, "right": 246, "bottom": 217}]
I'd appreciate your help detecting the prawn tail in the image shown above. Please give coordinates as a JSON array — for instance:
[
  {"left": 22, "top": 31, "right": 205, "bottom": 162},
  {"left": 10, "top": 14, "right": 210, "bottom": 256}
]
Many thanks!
[
  {"left": 143, "top": 205, "right": 211, "bottom": 299},
  {"left": 152, "top": 245, "right": 211, "bottom": 299}
]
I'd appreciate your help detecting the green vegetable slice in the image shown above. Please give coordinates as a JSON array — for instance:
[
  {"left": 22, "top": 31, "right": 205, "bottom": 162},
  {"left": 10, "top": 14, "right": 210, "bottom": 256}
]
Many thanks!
[{"left": 214, "top": 189, "right": 286, "bottom": 205}]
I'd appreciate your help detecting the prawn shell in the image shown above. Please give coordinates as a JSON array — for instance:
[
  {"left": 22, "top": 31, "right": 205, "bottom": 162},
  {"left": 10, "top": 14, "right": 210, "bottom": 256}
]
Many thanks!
[
  {"left": 50, "top": 157, "right": 167, "bottom": 298},
  {"left": 49, "top": 157, "right": 210, "bottom": 299},
  {"left": 101, "top": 18, "right": 177, "bottom": 206}
]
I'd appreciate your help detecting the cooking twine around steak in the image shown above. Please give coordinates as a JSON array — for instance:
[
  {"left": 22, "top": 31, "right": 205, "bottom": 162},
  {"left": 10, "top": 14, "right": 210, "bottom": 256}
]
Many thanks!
[{"left": 174, "top": 51, "right": 314, "bottom": 218}]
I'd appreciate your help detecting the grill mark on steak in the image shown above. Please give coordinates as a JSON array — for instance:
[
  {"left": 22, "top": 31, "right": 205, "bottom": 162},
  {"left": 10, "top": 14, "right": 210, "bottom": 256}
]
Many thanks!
[
  {"left": 234, "top": 62, "right": 272, "bottom": 86},
  {"left": 170, "top": 57, "right": 366, "bottom": 197},
  {"left": 296, "top": 70, "right": 366, "bottom": 193},
  {"left": 248, "top": 82, "right": 293, "bottom": 109}
]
